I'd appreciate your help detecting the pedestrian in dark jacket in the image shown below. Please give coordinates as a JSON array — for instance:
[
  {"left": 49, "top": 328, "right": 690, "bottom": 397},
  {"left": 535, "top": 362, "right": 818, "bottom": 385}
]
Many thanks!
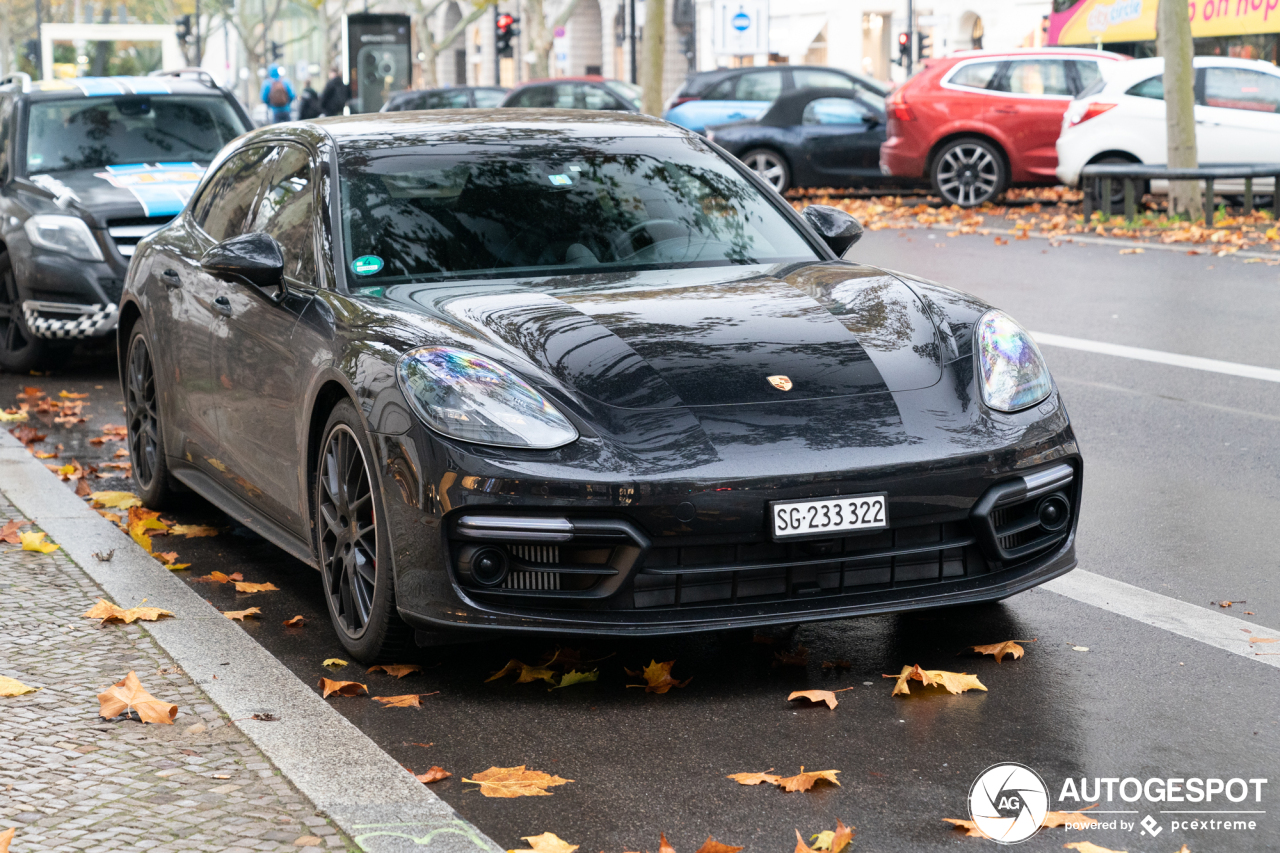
[
  {"left": 319, "top": 70, "right": 350, "bottom": 117},
  {"left": 298, "top": 80, "right": 322, "bottom": 119}
]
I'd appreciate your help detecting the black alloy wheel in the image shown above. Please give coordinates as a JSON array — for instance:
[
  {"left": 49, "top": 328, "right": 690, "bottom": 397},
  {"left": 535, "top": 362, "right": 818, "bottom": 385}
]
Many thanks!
[
  {"left": 931, "top": 137, "right": 1006, "bottom": 208},
  {"left": 315, "top": 400, "right": 408, "bottom": 660},
  {"left": 0, "top": 250, "right": 52, "bottom": 373},
  {"left": 741, "top": 149, "right": 791, "bottom": 194},
  {"left": 125, "top": 330, "right": 174, "bottom": 508}
]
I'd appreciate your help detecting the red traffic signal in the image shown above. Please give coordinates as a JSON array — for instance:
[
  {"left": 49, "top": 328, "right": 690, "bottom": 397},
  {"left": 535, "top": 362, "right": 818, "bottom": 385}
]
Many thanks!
[
  {"left": 497, "top": 14, "right": 515, "bottom": 31},
  {"left": 898, "top": 32, "right": 909, "bottom": 48}
]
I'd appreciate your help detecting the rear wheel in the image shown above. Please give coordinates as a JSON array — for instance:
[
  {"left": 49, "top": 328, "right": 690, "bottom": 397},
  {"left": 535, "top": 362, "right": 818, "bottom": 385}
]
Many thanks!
[
  {"left": 1086, "top": 155, "right": 1145, "bottom": 213},
  {"left": 0, "top": 250, "right": 57, "bottom": 373},
  {"left": 741, "top": 149, "right": 791, "bottom": 193},
  {"left": 125, "top": 329, "right": 175, "bottom": 509},
  {"left": 931, "top": 137, "right": 1006, "bottom": 207}
]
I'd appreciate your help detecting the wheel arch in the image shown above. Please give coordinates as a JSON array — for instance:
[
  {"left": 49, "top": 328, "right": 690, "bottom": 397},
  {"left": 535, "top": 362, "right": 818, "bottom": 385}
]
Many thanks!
[
  {"left": 303, "top": 377, "right": 362, "bottom": 549},
  {"left": 115, "top": 298, "right": 144, "bottom": 381},
  {"left": 1086, "top": 149, "right": 1142, "bottom": 165},
  {"left": 925, "top": 131, "right": 1011, "bottom": 181}
]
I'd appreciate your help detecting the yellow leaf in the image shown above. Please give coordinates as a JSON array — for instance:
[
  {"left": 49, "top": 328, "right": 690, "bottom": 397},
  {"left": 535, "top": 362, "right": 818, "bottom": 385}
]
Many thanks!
[
  {"left": 972, "top": 640, "right": 1025, "bottom": 663},
  {"left": 221, "top": 607, "right": 261, "bottom": 621},
  {"left": 233, "top": 581, "right": 279, "bottom": 593},
  {"left": 169, "top": 523, "right": 219, "bottom": 537},
  {"left": 82, "top": 598, "right": 173, "bottom": 625},
  {"left": 97, "top": 671, "right": 178, "bottom": 724},
  {"left": 552, "top": 669, "right": 598, "bottom": 689},
  {"left": 413, "top": 766, "right": 451, "bottom": 784},
  {"left": 372, "top": 693, "right": 432, "bottom": 707},
  {"left": 462, "top": 765, "right": 572, "bottom": 798},
  {"left": 323, "top": 658, "right": 348, "bottom": 669},
  {"left": 318, "top": 678, "right": 367, "bottom": 698},
  {"left": 486, "top": 658, "right": 558, "bottom": 685},
  {"left": 0, "top": 675, "right": 39, "bottom": 696},
  {"left": 625, "top": 659, "right": 692, "bottom": 693},
  {"left": 777, "top": 767, "right": 841, "bottom": 792},
  {"left": 883, "top": 664, "right": 986, "bottom": 696},
  {"left": 788, "top": 689, "right": 838, "bottom": 710},
  {"left": 19, "top": 530, "right": 59, "bottom": 553},
  {"left": 0, "top": 827, "right": 14, "bottom": 853},
  {"left": 0, "top": 410, "right": 28, "bottom": 422},
  {"left": 89, "top": 491, "right": 142, "bottom": 509},
  {"left": 727, "top": 769, "right": 782, "bottom": 786},
  {"left": 508, "top": 832, "right": 578, "bottom": 853},
  {"left": 368, "top": 664, "right": 423, "bottom": 678}
]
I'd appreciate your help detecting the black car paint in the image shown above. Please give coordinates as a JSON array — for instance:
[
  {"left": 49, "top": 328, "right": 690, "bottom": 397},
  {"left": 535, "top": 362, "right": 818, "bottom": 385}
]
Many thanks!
[{"left": 120, "top": 112, "right": 1080, "bottom": 640}]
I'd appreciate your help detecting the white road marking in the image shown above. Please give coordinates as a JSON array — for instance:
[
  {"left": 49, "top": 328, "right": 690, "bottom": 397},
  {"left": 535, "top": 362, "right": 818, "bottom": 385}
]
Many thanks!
[
  {"left": 1043, "top": 569, "right": 1280, "bottom": 670},
  {"left": 1031, "top": 331, "right": 1280, "bottom": 384}
]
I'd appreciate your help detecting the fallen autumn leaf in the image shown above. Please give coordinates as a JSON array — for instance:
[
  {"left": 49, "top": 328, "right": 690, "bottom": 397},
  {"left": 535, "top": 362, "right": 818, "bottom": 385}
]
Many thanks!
[
  {"left": 283, "top": 615, "right": 306, "bottom": 627},
  {"left": 319, "top": 678, "right": 367, "bottom": 698},
  {"left": 462, "top": 765, "right": 572, "bottom": 797},
  {"left": 372, "top": 693, "right": 438, "bottom": 707},
  {"left": 368, "top": 664, "right": 422, "bottom": 678},
  {"left": 89, "top": 491, "right": 141, "bottom": 509},
  {"left": 83, "top": 598, "right": 173, "bottom": 625},
  {"left": 884, "top": 664, "right": 987, "bottom": 696},
  {"left": 413, "top": 766, "right": 451, "bottom": 784},
  {"left": 1063, "top": 843, "right": 1126, "bottom": 853},
  {"left": 233, "top": 581, "right": 279, "bottom": 593},
  {"left": 97, "top": 671, "right": 178, "bottom": 724},
  {"left": 0, "top": 675, "right": 39, "bottom": 696},
  {"left": 972, "top": 640, "right": 1025, "bottom": 663},
  {"left": 322, "top": 658, "right": 348, "bottom": 669},
  {"left": 19, "top": 530, "right": 59, "bottom": 553},
  {"left": 507, "top": 832, "right": 577, "bottom": 853},
  {"left": 626, "top": 660, "right": 691, "bottom": 694},
  {"left": 221, "top": 607, "right": 261, "bottom": 621}
]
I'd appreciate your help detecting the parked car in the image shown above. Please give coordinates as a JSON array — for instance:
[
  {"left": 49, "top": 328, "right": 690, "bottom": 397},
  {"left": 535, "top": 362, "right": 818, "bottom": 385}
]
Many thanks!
[
  {"left": 706, "top": 87, "right": 888, "bottom": 193},
  {"left": 879, "top": 48, "right": 1129, "bottom": 207},
  {"left": 380, "top": 86, "right": 508, "bottom": 112},
  {"left": 1057, "top": 56, "right": 1280, "bottom": 194},
  {"left": 0, "top": 72, "right": 253, "bottom": 372},
  {"left": 119, "top": 109, "right": 1081, "bottom": 659},
  {"left": 501, "top": 77, "right": 641, "bottom": 111},
  {"left": 665, "top": 66, "right": 889, "bottom": 134}
]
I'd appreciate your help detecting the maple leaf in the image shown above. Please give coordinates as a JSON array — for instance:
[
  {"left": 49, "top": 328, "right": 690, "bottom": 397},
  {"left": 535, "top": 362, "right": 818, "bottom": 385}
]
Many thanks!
[
  {"left": 90, "top": 491, "right": 141, "bottom": 509},
  {"left": 233, "top": 581, "right": 279, "bottom": 593},
  {"left": 462, "top": 765, "right": 572, "bottom": 798},
  {"left": 660, "top": 834, "right": 676, "bottom": 853},
  {"left": 0, "top": 826, "right": 13, "bottom": 853},
  {"left": 727, "top": 769, "right": 782, "bottom": 786},
  {"left": 693, "top": 839, "right": 743, "bottom": 853},
  {"left": 788, "top": 690, "right": 842, "bottom": 710},
  {"left": 795, "top": 830, "right": 817, "bottom": 853},
  {"left": 283, "top": 615, "right": 306, "bottom": 627},
  {"left": 153, "top": 552, "right": 190, "bottom": 570},
  {"left": 413, "top": 766, "right": 451, "bottom": 784},
  {"left": 1063, "top": 843, "right": 1126, "bottom": 853},
  {"left": 972, "top": 640, "right": 1025, "bottom": 663},
  {"left": 82, "top": 598, "right": 173, "bottom": 625},
  {"left": 372, "top": 693, "right": 438, "bottom": 707},
  {"left": 33, "top": 450, "right": 57, "bottom": 459},
  {"left": 323, "top": 658, "right": 348, "bottom": 668},
  {"left": 884, "top": 664, "right": 986, "bottom": 696},
  {"left": 319, "top": 678, "right": 368, "bottom": 698},
  {"left": 487, "top": 659, "right": 557, "bottom": 685},
  {"left": 777, "top": 767, "right": 841, "bottom": 793},
  {"left": 75, "top": 478, "right": 92, "bottom": 497},
  {"left": 10, "top": 425, "right": 46, "bottom": 445},
  {"left": 808, "top": 820, "right": 853, "bottom": 853},
  {"left": 0, "top": 675, "right": 39, "bottom": 696},
  {"left": 368, "top": 664, "right": 422, "bottom": 678},
  {"left": 19, "top": 531, "right": 59, "bottom": 553},
  {"left": 508, "top": 832, "right": 578, "bottom": 853},
  {"left": 552, "top": 669, "right": 599, "bottom": 689},
  {"left": 59, "top": 390, "right": 89, "bottom": 399},
  {"left": 0, "top": 519, "right": 29, "bottom": 544},
  {"left": 222, "top": 607, "right": 261, "bottom": 621},
  {"left": 942, "top": 818, "right": 988, "bottom": 838},
  {"left": 773, "top": 645, "right": 810, "bottom": 667},
  {"left": 625, "top": 660, "right": 692, "bottom": 693},
  {"left": 97, "top": 671, "right": 178, "bottom": 724},
  {"left": 170, "top": 523, "right": 219, "bottom": 537}
]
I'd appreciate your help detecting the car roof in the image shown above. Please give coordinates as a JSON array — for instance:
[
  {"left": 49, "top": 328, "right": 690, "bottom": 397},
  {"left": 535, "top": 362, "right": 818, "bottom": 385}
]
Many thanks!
[
  {"left": 1100, "top": 54, "right": 1280, "bottom": 88},
  {"left": 297, "top": 109, "right": 690, "bottom": 146},
  {"left": 946, "top": 47, "right": 1130, "bottom": 60},
  {"left": 18, "top": 76, "right": 228, "bottom": 101},
  {"left": 511, "top": 76, "right": 610, "bottom": 88}
]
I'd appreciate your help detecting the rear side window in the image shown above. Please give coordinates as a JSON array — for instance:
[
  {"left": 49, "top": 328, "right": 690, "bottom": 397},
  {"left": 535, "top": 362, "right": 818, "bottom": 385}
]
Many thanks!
[
  {"left": 1203, "top": 67, "right": 1280, "bottom": 112},
  {"left": 1126, "top": 75, "right": 1164, "bottom": 100},
  {"left": 1072, "top": 60, "right": 1102, "bottom": 92},
  {"left": 948, "top": 61, "right": 1001, "bottom": 91},
  {"left": 793, "top": 69, "right": 855, "bottom": 90},
  {"left": 705, "top": 78, "right": 736, "bottom": 99},
  {"left": 802, "top": 97, "right": 872, "bottom": 125},
  {"left": 996, "top": 60, "right": 1072, "bottom": 96},
  {"left": 473, "top": 88, "right": 506, "bottom": 107},
  {"left": 735, "top": 71, "right": 783, "bottom": 101},
  {"left": 192, "top": 146, "right": 271, "bottom": 243},
  {"left": 425, "top": 89, "right": 471, "bottom": 109},
  {"left": 582, "top": 86, "right": 620, "bottom": 110}
]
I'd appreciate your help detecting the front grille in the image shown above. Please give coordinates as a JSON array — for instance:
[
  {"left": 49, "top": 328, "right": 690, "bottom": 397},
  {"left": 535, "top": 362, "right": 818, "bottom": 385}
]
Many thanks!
[
  {"left": 632, "top": 521, "right": 983, "bottom": 609},
  {"left": 107, "top": 216, "right": 172, "bottom": 257}
]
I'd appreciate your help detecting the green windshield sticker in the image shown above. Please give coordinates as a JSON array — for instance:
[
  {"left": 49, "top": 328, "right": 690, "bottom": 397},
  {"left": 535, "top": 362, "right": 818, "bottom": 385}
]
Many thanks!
[
  {"left": 547, "top": 174, "right": 572, "bottom": 186},
  {"left": 351, "top": 255, "right": 384, "bottom": 276}
]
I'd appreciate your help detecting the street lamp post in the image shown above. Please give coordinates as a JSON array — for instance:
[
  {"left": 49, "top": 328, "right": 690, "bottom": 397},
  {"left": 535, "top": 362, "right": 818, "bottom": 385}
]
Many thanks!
[{"left": 628, "top": 0, "right": 636, "bottom": 84}]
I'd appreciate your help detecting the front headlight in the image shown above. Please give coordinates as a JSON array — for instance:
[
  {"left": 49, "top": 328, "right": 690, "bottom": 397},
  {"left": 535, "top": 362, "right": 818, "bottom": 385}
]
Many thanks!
[
  {"left": 975, "top": 310, "right": 1053, "bottom": 412},
  {"left": 23, "top": 214, "right": 104, "bottom": 262},
  {"left": 397, "top": 346, "right": 578, "bottom": 449}
]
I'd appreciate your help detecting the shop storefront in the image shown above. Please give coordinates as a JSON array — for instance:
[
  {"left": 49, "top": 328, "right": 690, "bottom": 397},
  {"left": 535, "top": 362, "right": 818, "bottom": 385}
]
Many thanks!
[{"left": 1047, "top": 0, "right": 1279, "bottom": 63}]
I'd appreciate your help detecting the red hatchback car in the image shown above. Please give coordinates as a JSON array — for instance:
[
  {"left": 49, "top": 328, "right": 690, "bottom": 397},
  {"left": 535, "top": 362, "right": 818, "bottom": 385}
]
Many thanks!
[{"left": 880, "top": 48, "right": 1128, "bottom": 206}]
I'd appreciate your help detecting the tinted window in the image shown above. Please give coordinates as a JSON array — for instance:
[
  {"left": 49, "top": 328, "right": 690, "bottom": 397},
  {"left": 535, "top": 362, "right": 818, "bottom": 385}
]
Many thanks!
[
  {"left": 425, "top": 89, "right": 471, "bottom": 109},
  {"left": 0, "top": 97, "right": 12, "bottom": 181},
  {"left": 948, "top": 61, "right": 1001, "bottom": 90},
  {"left": 705, "top": 78, "right": 736, "bottom": 100},
  {"left": 511, "top": 85, "right": 576, "bottom": 108},
  {"left": 582, "top": 85, "right": 621, "bottom": 110},
  {"left": 473, "top": 88, "right": 506, "bottom": 107},
  {"left": 1203, "top": 67, "right": 1280, "bottom": 112},
  {"left": 1126, "top": 75, "right": 1164, "bottom": 100},
  {"left": 248, "top": 145, "right": 316, "bottom": 284},
  {"left": 338, "top": 137, "right": 818, "bottom": 282},
  {"left": 802, "top": 97, "right": 872, "bottom": 125},
  {"left": 997, "top": 60, "right": 1072, "bottom": 96},
  {"left": 25, "top": 96, "right": 246, "bottom": 174},
  {"left": 793, "top": 69, "right": 855, "bottom": 90},
  {"left": 735, "top": 71, "right": 784, "bottom": 101},
  {"left": 192, "top": 146, "right": 271, "bottom": 243},
  {"left": 1072, "top": 60, "right": 1102, "bottom": 93},
  {"left": 604, "top": 80, "right": 643, "bottom": 109}
]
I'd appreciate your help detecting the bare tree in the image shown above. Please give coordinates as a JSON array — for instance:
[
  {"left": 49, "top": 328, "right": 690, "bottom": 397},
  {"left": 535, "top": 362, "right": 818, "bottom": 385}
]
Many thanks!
[
  {"left": 522, "top": 0, "right": 583, "bottom": 81},
  {"left": 303, "top": 0, "right": 351, "bottom": 74},
  {"left": 1158, "top": 0, "right": 1198, "bottom": 218},
  {"left": 640, "top": 0, "right": 664, "bottom": 115},
  {"left": 418, "top": 0, "right": 494, "bottom": 88}
]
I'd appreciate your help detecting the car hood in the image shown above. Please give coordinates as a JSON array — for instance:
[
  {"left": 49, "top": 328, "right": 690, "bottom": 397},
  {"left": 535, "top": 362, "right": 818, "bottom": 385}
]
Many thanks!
[
  {"left": 377, "top": 262, "right": 944, "bottom": 411},
  {"left": 25, "top": 164, "right": 207, "bottom": 226}
]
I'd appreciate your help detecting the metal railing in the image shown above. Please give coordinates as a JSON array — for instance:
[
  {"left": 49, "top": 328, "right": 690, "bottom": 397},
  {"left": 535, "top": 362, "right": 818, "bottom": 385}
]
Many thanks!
[{"left": 1082, "top": 162, "right": 1280, "bottom": 224}]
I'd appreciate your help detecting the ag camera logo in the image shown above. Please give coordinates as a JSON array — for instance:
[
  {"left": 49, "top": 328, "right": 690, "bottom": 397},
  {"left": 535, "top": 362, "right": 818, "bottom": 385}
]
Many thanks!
[{"left": 969, "top": 763, "right": 1050, "bottom": 844}]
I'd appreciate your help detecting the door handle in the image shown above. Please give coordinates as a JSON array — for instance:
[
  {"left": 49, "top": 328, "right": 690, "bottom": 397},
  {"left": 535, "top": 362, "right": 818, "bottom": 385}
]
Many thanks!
[
  {"left": 214, "top": 295, "right": 232, "bottom": 316},
  {"left": 993, "top": 107, "right": 1019, "bottom": 114},
  {"left": 161, "top": 269, "right": 181, "bottom": 290}
]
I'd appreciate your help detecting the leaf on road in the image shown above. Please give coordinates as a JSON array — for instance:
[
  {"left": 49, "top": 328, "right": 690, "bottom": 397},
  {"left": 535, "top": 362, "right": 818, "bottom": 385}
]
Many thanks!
[
  {"left": 789, "top": 690, "right": 839, "bottom": 710},
  {"left": 233, "top": 581, "right": 279, "bottom": 593},
  {"left": 777, "top": 768, "right": 841, "bottom": 793},
  {"left": 794, "top": 830, "right": 817, "bottom": 853},
  {"left": 1063, "top": 843, "right": 1126, "bottom": 853},
  {"left": 0, "top": 519, "right": 30, "bottom": 543},
  {"left": 727, "top": 769, "right": 781, "bottom": 786},
  {"left": 293, "top": 836, "right": 322, "bottom": 847},
  {"left": 283, "top": 615, "right": 306, "bottom": 627},
  {"left": 1249, "top": 637, "right": 1278, "bottom": 644},
  {"left": 942, "top": 818, "right": 987, "bottom": 838},
  {"left": 659, "top": 833, "right": 676, "bottom": 853},
  {"left": 694, "top": 840, "right": 743, "bottom": 853},
  {"left": 10, "top": 425, "right": 46, "bottom": 445},
  {"left": 153, "top": 552, "right": 190, "bottom": 570},
  {"left": 0, "top": 675, "right": 39, "bottom": 696},
  {"left": 487, "top": 659, "right": 558, "bottom": 685},
  {"left": 83, "top": 598, "right": 173, "bottom": 625},
  {"left": 0, "top": 410, "right": 28, "bottom": 422},
  {"left": 368, "top": 664, "right": 422, "bottom": 678},
  {"left": 413, "top": 766, "right": 452, "bottom": 784},
  {"left": 19, "top": 531, "right": 59, "bottom": 553},
  {"left": 972, "top": 640, "right": 1025, "bottom": 663},
  {"left": 221, "top": 607, "right": 261, "bottom": 621},
  {"left": 462, "top": 765, "right": 572, "bottom": 798},
  {"left": 90, "top": 491, "right": 141, "bottom": 509},
  {"left": 59, "top": 390, "right": 89, "bottom": 399},
  {"left": 773, "top": 645, "right": 810, "bottom": 667},
  {"left": 372, "top": 693, "right": 438, "bottom": 707},
  {"left": 319, "top": 678, "right": 367, "bottom": 698},
  {"left": 1118, "top": 247, "right": 1145, "bottom": 255},
  {"left": 551, "top": 669, "right": 599, "bottom": 689},
  {"left": 884, "top": 664, "right": 987, "bottom": 696},
  {"left": 322, "top": 658, "right": 348, "bottom": 669},
  {"left": 807, "top": 820, "right": 854, "bottom": 853},
  {"left": 169, "top": 523, "right": 219, "bottom": 537},
  {"left": 625, "top": 660, "right": 691, "bottom": 693},
  {"left": 0, "top": 826, "right": 14, "bottom": 852},
  {"left": 508, "top": 832, "right": 578, "bottom": 853},
  {"left": 97, "top": 671, "right": 178, "bottom": 724}
]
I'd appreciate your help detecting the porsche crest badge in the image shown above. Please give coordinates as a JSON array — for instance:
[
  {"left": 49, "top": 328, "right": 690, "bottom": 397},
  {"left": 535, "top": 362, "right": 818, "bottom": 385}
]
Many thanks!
[{"left": 767, "top": 375, "right": 793, "bottom": 391}]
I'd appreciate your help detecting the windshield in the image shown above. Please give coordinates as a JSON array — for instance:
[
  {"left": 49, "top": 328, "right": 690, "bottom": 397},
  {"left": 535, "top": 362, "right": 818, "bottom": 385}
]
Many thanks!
[
  {"left": 25, "top": 95, "right": 247, "bottom": 174},
  {"left": 338, "top": 137, "right": 819, "bottom": 283}
]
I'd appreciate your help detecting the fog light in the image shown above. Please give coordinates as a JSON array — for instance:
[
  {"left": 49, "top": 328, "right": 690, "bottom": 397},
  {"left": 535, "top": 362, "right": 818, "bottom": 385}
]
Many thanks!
[
  {"left": 1036, "top": 495, "right": 1070, "bottom": 532},
  {"left": 460, "top": 545, "right": 509, "bottom": 587}
]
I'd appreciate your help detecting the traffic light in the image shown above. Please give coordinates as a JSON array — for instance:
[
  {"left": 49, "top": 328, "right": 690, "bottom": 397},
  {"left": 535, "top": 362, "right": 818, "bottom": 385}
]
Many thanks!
[
  {"left": 495, "top": 14, "right": 519, "bottom": 58},
  {"left": 175, "top": 15, "right": 192, "bottom": 44},
  {"left": 269, "top": 41, "right": 284, "bottom": 62},
  {"left": 917, "top": 31, "right": 932, "bottom": 60},
  {"left": 897, "top": 32, "right": 910, "bottom": 66}
]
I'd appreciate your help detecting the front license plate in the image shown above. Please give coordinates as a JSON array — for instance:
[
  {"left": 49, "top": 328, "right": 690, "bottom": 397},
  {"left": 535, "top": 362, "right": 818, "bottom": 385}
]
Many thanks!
[{"left": 771, "top": 494, "right": 888, "bottom": 539}]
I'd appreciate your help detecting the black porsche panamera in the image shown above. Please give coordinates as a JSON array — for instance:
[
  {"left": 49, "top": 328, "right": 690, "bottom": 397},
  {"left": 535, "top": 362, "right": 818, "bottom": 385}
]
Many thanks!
[{"left": 119, "top": 110, "right": 1081, "bottom": 660}]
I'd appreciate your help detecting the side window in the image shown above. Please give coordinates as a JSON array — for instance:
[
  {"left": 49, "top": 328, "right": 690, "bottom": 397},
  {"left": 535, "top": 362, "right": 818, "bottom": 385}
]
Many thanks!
[
  {"left": 512, "top": 86, "right": 551, "bottom": 107},
  {"left": 948, "top": 61, "right": 1002, "bottom": 91},
  {"left": 1203, "top": 68, "right": 1280, "bottom": 112},
  {"left": 1072, "top": 60, "right": 1102, "bottom": 93},
  {"left": 192, "top": 146, "right": 272, "bottom": 243},
  {"left": 793, "top": 69, "right": 855, "bottom": 90},
  {"left": 442, "top": 89, "right": 471, "bottom": 108},
  {"left": 473, "top": 89, "right": 506, "bottom": 107},
  {"left": 705, "top": 78, "right": 736, "bottom": 100},
  {"left": 802, "top": 97, "right": 871, "bottom": 125},
  {"left": 582, "top": 85, "right": 620, "bottom": 110},
  {"left": 248, "top": 145, "right": 316, "bottom": 285},
  {"left": 996, "top": 60, "right": 1072, "bottom": 96},
  {"left": 1126, "top": 75, "right": 1164, "bottom": 100},
  {"left": 735, "top": 70, "right": 784, "bottom": 101}
]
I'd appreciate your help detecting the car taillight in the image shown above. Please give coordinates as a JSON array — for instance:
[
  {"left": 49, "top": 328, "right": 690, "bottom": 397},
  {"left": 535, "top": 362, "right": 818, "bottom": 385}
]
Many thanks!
[
  {"left": 669, "top": 96, "right": 698, "bottom": 108},
  {"left": 1071, "top": 102, "right": 1116, "bottom": 125},
  {"left": 889, "top": 88, "right": 915, "bottom": 121}
]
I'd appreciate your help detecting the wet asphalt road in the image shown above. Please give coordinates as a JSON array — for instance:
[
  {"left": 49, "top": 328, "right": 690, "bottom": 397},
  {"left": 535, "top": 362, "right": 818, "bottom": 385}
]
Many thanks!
[{"left": 5, "top": 233, "right": 1280, "bottom": 852}]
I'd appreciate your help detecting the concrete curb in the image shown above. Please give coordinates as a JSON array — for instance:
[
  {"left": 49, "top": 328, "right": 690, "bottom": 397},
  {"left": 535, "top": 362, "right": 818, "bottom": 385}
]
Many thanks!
[
  {"left": 0, "top": 429, "right": 501, "bottom": 853},
  {"left": 901, "top": 223, "right": 1280, "bottom": 260}
]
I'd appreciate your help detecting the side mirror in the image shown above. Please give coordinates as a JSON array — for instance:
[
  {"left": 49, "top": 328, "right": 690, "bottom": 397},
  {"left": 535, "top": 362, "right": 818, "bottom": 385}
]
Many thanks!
[
  {"left": 802, "top": 205, "right": 863, "bottom": 257},
  {"left": 201, "top": 232, "right": 286, "bottom": 300}
]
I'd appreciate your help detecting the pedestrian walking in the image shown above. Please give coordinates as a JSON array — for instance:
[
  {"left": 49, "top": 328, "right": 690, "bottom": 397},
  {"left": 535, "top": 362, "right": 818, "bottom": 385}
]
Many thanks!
[
  {"left": 298, "top": 79, "right": 322, "bottom": 119},
  {"left": 261, "top": 66, "right": 295, "bottom": 124},
  {"left": 319, "top": 68, "right": 350, "bottom": 117}
]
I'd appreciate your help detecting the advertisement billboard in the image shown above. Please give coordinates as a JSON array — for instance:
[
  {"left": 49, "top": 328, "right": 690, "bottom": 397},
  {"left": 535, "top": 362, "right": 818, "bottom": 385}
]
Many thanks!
[
  {"left": 1049, "top": 0, "right": 1280, "bottom": 45},
  {"left": 342, "top": 13, "right": 412, "bottom": 113}
]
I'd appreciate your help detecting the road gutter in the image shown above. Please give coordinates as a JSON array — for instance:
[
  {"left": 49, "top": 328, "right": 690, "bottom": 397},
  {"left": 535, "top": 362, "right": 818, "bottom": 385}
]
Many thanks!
[{"left": 0, "top": 428, "right": 502, "bottom": 853}]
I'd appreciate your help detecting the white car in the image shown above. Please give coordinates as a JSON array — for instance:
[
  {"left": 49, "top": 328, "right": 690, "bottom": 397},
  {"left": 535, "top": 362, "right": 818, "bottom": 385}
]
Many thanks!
[{"left": 1056, "top": 56, "right": 1280, "bottom": 189}]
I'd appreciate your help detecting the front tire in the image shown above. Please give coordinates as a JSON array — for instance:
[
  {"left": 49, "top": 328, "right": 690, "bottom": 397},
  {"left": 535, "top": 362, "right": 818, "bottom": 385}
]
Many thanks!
[
  {"left": 741, "top": 148, "right": 791, "bottom": 193},
  {"left": 0, "top": 250, "right": 58, "bottom": 373},
  {"left": 125, "top": 330, "right": 175, "bottom": 509},
  {"left": 315, "top": 400, "right": 409, "bottom": 662},
  {"left": 931, "top": 137, "right": 1006, "bottom": 207}
]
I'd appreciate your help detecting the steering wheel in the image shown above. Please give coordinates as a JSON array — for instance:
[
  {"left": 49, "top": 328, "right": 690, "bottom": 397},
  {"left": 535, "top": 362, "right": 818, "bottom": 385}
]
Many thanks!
[{"left": 617, "top": 219, "right": 686, "bottom": 258}]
